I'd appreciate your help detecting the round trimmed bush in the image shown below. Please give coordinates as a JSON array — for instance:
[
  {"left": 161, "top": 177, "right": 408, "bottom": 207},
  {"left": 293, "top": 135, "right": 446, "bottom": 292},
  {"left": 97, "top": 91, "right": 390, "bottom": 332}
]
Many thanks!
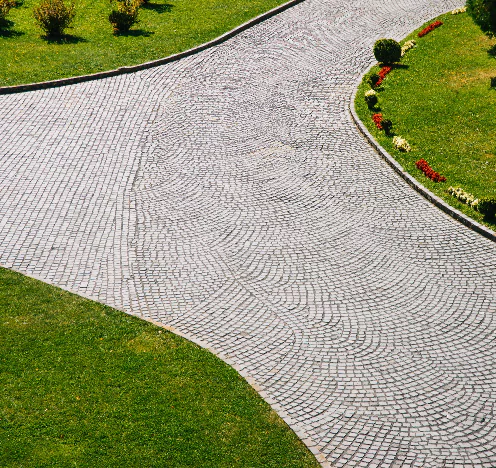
[
  {"left": 467, "top": 0, "right": 496, "bottom": 36},
  {"left": 373, "top": 39, "right": 401, "bottom": 64}
]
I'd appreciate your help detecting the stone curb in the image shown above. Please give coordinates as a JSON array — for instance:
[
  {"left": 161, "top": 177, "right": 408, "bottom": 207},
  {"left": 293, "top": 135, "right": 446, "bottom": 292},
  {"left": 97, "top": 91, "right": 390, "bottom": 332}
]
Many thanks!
[
  {"left": 348, "top": 68, "right": 496, "bottom": 244},
  {"left": 1, "top": 264, "right": 334, "bottom": 468},
  {"left": 0, "top": 0, "right": 304, "bottom": 95}
]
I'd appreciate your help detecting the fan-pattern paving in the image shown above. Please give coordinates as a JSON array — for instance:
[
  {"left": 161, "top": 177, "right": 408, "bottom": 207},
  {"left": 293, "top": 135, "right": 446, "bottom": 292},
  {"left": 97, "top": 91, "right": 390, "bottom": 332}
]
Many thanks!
[{"left": 1, "top": 0, "right": 495, "bottom": 466}]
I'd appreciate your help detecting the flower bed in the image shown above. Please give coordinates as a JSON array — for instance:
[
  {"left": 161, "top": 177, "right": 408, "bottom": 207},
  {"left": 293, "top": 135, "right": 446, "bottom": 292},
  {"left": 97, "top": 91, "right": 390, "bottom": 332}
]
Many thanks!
[
  {"left": 401, "top": 40, "right": 416, "bottom": 56},
  {"left": 364, "top": 89, "right": 378, "bottom": 106},
  {"left": 392, "top": 136, "right": 411, "bottom": 152},
  {"left": 418, "top": 20, "right": 443, "bottom": 38},
  {"left": 372, "top": 113, "right": 383, "bottom": 129},
  {"left": 416, "top": 159, "right": 446, "bottom": 182},
  {"left": 375, "top": 66, "right": 392, "bottom": 87},
  {"left": 448, "top": 186, "right": 479, "bottom": 208}
]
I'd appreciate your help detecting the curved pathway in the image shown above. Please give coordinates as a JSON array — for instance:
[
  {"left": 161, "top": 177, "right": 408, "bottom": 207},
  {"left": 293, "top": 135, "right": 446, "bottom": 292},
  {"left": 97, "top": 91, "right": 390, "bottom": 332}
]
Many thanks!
[{"left": 1, "top": 0, "right": 496, "bottom": 466}]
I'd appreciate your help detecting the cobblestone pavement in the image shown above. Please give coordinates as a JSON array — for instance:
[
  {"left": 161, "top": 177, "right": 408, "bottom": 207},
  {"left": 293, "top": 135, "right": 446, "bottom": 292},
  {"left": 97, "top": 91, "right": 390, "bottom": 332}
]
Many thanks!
[{"left": 1, "top": 0, "right": 496, "bottom": 466}]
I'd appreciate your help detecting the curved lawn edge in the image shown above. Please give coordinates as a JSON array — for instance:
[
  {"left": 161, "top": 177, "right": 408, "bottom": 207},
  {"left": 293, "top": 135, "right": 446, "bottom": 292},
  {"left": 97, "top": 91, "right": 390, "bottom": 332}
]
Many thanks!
[
  {"left": 349, "top": 69, "right": 496, "bottom": 244},
  {"left": 1, "top": 262, "right": 332, "bottom": 468},
  {"left": 0, "top": 0, "right": 304, "bottom": 95}
]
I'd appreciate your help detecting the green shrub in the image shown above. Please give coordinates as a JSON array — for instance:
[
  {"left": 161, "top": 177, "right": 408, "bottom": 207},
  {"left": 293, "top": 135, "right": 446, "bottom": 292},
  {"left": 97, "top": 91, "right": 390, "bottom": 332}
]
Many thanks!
[
  {"left": 373, "top": 38, "right": 401, "bottom": 64},
  {"left": 364, "top": 89, "right": 378, "bottom": 107},
  {"left": 381, "top": 119, "right": 393, "bottom": 135},
  {"left": 33, "top": 0, "right": 75, "bottom": 37},
  {"left": 109, "top": 0, "right": 140, "bottom": 33},
  {"left": 477, "top": 196, "right": 496, "bottom": 217},
  {"left": 367, "top": 73, "right": 380, "bottom": 88},
  {"left": 0, "top": 0, "right": 15, "bottom": 22},
  {"left": 466, "top": 0, "right": 496, "bottom": 35}
]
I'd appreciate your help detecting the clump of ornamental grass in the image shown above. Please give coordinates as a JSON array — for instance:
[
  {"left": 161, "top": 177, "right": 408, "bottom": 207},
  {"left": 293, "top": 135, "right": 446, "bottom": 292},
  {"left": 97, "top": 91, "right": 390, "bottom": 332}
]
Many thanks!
[
  {"left": 108, "top": 0, "right": 141, "bottom": 34},
  {"left": 33, "top": 0, "right": 75, "bottom": 37}
]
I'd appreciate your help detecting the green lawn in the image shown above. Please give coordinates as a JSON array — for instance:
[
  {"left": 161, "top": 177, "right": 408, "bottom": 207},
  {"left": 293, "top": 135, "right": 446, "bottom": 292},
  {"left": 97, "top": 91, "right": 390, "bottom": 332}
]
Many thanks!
[
  {"left": 0, "top": 267, "right": 320, "bottom": 467},
  {"left": 355, "top": 11, "right": 496, "bottom": 230},
  {"left": 0, "top": 0, "right": 287, "bottom": 86}
]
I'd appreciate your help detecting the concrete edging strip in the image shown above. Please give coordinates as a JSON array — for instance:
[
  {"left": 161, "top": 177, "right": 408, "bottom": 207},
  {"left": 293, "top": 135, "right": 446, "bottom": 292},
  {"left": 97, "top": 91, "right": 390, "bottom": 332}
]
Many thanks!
[
  {"left": 348, "top": 69, "right": 496, "bottom": 244},
  {"left": 0, "top": 0, "right": 304, "bottom": 95}
]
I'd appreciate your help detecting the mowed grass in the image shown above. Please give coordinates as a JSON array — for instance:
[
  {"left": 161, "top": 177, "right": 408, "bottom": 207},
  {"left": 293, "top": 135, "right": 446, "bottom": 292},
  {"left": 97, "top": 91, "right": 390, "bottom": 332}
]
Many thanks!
[
  {"left": 355, "top": 11, "right": 496, "bottom": 230},
  {"left": 0, "top": 0, "right": 287, "bottom": 86},
  {"left": 0, "top": 267, "right": 320, "bottom": 467}
]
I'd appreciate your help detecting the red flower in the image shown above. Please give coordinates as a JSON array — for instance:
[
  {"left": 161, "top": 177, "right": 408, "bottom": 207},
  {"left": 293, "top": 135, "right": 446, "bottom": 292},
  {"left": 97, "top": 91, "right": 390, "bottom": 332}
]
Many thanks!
[
  {"left": 372, "top": 113, "right": 383, "bottom": 129},
  {"left": 418, "top": 20, "right": 443, "bottom": 38},
  {"left": 375, "top": 66, "right": 392, "bottom": 87},
  {"left": 379, "top": 66, "right": 392, "bottom": 78},
  {"left": 415, "top": 159, "right": 446, "bottom": 182}
]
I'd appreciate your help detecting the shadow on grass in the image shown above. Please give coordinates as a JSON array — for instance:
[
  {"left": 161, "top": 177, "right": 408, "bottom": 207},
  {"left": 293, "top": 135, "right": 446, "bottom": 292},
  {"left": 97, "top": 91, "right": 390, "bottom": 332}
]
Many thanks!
[
  {"left": 488, "top": 44, "right": 496, "bottom": 57},
  {"left": 141, "top": 1, "right": 173, "bottom": 13},
  {"left": 482, "top": 214, "right": 496, "bottom": 227},
  {"left": 114, "top": 29, "right": 154, "bottom": 37},
  {"left": 0, "top": 19, "right": 25, "bottom": 38},
  {"left": 367, "top": 105, "right": 381, "bottom": 112},
  {"left": 43, "top": 34, "right": 87, "bottom": 44}
]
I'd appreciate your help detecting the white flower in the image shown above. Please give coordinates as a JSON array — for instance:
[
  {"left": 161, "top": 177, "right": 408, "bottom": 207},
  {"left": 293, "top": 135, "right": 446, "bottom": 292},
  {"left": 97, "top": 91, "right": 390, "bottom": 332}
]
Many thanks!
[
  {"left": 401, "top": 40, "right": 416, "bottom": 56},
  {"left": 392, "top": 136, "right": 411, "bottom": 152},
  {"left": 448, "top": 186, "right": 479, "bottom": 210},
  {"left": 365, "top": 89, "right": 376, "bottom": 97},
  {"left": 451, "top": 6, "right": 466, "bottom": 15}
]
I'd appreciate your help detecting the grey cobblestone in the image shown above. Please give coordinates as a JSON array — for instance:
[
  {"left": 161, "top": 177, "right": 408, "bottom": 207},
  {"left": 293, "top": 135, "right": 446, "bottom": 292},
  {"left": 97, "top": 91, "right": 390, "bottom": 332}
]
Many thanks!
[{"left": 1, "top": 0, "right": 495, "bottom": 466}]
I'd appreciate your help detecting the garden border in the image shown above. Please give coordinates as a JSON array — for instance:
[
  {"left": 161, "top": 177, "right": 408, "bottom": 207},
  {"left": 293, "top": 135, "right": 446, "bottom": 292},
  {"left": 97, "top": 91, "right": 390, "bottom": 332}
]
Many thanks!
[
  {"left": 0, "top": 0, "right": 304, "bottom": 94},
  {"left": 349, "top": 68, "right": 496, "bottom": 244}
]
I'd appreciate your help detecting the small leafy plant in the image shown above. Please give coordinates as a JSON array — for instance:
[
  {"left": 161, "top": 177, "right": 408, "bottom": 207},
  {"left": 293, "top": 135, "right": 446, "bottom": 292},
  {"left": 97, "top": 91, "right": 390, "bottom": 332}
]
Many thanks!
[
  {"left": 33, "top": 0, "right": 75, "bottom": 37},
  {"left": 381, "top": 119, "right": 393, "bottom": 135},
  {"left": 0, "top": 0, "right": 15, "bottom": 22},
  {"left": 367, "top": 73, "right": 380, "bottom": 88},
  {"left": 364, "top": 89, "right": 378, "bottom": 107},
  {"left": 109, "top": 0, "right": 141, "bottom": 34},
  {"left": 478, "top": 197, "right": 496, "bottom": 218},
  {"left": 373, "top": 38, "right": 401, "bottom": 64}
]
